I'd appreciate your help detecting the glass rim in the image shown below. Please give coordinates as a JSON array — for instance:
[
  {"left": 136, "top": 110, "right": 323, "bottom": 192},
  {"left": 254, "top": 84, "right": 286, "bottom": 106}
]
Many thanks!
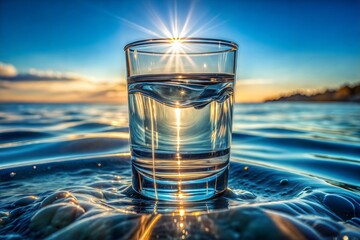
[{"left": 124, "top": 38, "right": 238, "bottom": 53}]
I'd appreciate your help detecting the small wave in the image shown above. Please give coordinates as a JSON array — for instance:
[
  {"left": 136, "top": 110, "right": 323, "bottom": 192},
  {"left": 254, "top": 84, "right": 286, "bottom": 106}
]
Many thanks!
[
  {"left": 64, "top": 122, "right": 113, "bottom": 131},
  {"left": 0, "top": 130, "right": 55, "bottom": 144},
  {"left": 232, "top": 132, "right": 360, "bottom": 159},
  {"left": 0, "top": 156, "right": 359, "bottom": 239},
  {"left": 0, "top": 136, "right": 129, "bottom": 165}
]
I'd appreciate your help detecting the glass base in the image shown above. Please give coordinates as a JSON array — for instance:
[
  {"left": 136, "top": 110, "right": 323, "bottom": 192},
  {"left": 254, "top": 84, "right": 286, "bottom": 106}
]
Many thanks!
[{"left": 131, "top": 164, "right": 229, "bottom": 201}]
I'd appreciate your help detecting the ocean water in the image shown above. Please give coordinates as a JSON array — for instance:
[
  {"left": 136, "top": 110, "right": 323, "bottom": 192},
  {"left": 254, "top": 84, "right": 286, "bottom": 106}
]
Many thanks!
[
  {"left": 128, "top": 74, "right": 233, "bottom": 201},
  {"left": 0, "top": 102, "right": 359, "bottom": 239}
]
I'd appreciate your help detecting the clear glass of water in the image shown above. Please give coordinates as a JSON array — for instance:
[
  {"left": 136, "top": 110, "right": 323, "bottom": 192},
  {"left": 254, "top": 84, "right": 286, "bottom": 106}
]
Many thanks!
[{"left": 124, "top": 38, "right": 238, "bottom": 201}]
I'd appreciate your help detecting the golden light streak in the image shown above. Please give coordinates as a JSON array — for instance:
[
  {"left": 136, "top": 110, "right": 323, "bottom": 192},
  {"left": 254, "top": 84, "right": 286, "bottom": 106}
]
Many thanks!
[
  {"left": 139, "top": 214, "right": 162, "bottom": 240},
  {"left": 266, "top": 212, "right": 306, "bottom": 240},
  {"left": 148, "top": 98, "right": 158, "bottom": 200},
  {"left": 176, "top": 107, "right": 183, "bottom": 200}
]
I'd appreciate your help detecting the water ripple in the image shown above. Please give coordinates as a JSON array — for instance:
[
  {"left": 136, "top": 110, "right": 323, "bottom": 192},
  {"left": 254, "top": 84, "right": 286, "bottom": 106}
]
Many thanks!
[{"left": 0, "top": 102, "right": 359, "bottom": 239}]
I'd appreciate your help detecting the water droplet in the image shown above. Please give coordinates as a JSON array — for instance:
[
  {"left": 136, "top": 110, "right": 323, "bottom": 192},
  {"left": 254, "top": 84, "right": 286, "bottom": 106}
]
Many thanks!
[{"left": 280, "top": 179, "right": 288, "bottom": 186}]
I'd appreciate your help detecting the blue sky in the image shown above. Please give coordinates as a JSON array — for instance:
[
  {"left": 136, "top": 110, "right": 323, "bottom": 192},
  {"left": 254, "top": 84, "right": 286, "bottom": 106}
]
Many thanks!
[{"left": 0, "top": 0, "right": 359, "bottom": 102}]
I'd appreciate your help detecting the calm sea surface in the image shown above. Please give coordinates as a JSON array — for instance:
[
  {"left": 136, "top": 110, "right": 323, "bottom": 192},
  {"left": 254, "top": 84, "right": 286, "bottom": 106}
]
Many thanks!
[{"left": 0, "top": 103, "right": 359, "bottom": 239}]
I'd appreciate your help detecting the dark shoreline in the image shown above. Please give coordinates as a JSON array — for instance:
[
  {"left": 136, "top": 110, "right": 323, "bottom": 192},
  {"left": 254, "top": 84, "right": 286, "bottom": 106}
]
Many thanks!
[{"left": 265, "top": 82, "right": 360, "bottom": 103}]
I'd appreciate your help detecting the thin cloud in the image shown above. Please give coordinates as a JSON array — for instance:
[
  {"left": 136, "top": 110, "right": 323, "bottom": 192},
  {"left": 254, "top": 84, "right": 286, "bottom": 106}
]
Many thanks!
[
  {"left": 0, "top": 62, "right": 17, "bottom": 77},
  {"left": 0, "top": 63, "right": 89, "bottom": 82},
  {"left": 88, "top": 84, "right": 127, "bottom": 98}
]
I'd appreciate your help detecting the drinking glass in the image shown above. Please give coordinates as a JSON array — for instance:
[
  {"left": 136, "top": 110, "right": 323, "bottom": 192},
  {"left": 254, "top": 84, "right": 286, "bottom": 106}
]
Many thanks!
[{"left": 124, "top": 38, "right": 238, "bottom": 201}]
